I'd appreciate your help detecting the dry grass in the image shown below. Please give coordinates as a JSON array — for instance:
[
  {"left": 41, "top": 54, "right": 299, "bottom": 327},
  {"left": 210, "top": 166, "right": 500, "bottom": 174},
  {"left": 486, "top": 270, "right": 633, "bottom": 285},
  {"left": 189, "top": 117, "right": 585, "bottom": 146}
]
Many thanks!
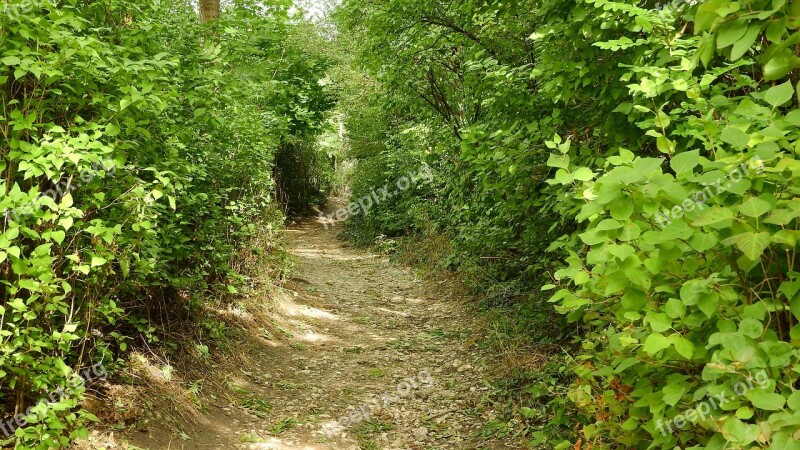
[{"left": 393, "top": 231, "right": 563, "bottom": 383}]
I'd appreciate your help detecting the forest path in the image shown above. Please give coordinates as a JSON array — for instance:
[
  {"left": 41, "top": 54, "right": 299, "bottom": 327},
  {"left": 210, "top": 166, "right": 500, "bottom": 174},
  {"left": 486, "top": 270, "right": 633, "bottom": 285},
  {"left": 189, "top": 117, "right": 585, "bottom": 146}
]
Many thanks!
[{"left": 122, "top": 219, "right": 518, "bottom": 450}]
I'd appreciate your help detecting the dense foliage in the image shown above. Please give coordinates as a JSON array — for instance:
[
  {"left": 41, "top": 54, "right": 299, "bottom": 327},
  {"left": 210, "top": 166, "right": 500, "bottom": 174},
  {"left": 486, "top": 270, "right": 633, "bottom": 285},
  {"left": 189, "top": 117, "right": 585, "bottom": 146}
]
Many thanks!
[
  {"left": 0, "top": 1, "right": 333, "bottom": 447},
  {"left": 335, "top": 0, "right": 800, "bottom": 448},
  {"left": 4, "top": 0, "right": 800, "bottom": 447}
]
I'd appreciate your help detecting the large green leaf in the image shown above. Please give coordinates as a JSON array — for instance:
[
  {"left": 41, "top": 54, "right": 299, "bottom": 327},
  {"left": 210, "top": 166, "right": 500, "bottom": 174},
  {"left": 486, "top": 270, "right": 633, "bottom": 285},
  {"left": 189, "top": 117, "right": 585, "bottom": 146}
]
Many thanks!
[
  {"left": 725, "top": 232, "right": 771, "bottom": 260},
  {"left": 670, "top": 150, "right": 700, "bottom": 176},
  {"left": 738, "top": 197, "right": 771, "bottom": 218},
  {"left": 764, "top": 81, "right": 795, "bottom": 107},
  {"left": 746, "top": 390, "right": 785, "bottom": 411},
  {"left": 643, "top": 333, "right": 670, "bottom": 354}
]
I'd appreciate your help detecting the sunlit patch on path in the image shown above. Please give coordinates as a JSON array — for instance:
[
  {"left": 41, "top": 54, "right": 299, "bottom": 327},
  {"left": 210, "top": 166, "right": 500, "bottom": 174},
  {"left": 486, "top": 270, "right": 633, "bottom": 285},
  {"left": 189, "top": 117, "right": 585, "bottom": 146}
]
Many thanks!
[{"left": 114, "top": 220, "right": 520, "bottom": 449}]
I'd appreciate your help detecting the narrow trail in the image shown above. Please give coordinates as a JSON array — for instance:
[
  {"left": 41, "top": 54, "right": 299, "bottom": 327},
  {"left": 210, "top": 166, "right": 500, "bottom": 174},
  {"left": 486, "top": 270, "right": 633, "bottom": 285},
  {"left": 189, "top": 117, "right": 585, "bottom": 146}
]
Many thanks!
[{"left": 125, "top": 220, "right": 517, "bottom": 449}]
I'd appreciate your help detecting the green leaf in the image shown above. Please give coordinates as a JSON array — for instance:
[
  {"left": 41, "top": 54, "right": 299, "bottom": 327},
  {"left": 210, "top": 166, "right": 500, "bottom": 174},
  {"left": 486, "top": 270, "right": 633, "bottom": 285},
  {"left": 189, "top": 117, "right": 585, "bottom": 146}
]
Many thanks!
[
  {"left": 90, "top": 256, "right": 108, "bottom": 268},
  {"left": 664, "top": 298, "right": 686, "bottom": 319},
  {"left": 694, "top": 2, "right": 722, "bottom": 32},
  {"left": 788, "top": 391, "right": 800, "bottom": 411},
  {"left": 572, "top": 167, "right": 595, "bottom": 181},
  {"left": 692, "top": 207, "right": 734, "bottom": 228},
  {"left": 689, "top": 232, "right": 719, "bottom": 252},
  {"left": 643, "top": 333, "right": 670, "bottom": 354},
  {"left": 520, "top": 407, "right": 535, "bottom": 418},
  {"left": 663, "top": 383, "right": 689, "bottom": 406},
  {"left": 739, "top": 197, "right": 771, "bottom": 218},
  {"left": 1, "top": 56, "right": 21, "bottom": 66},
  {"left": 50, "top": 230, "right": 66, "bottom": 245},
  {"left": 763, "top": 52, "right": 799, "bottom": 81},
  {"left": 656, "top": 135, "right": 675, "bottom": 154},
  {"left": 609, "top": 199, "right": 634, "bottom": 221},
  {"left": 746, "top": 390, "right": 785, "bottom": 411},
  {"left": 646, "top": 311, "right": 672, "bottom": 333},
  {"left": 106, "top": 123, "right": 121, "bottom": 137},
  {"left": 547, "top": 153, "right": 569, "bottom": 169},
  {"left": 720, "top": 127, "right": 750, "bottom": 149},
  {"left": 670, "top": 150, "right": 700, "bottom": 176},
  {"left": 735, "top": 406, "right": 754, "bottom": 419},
  {"left": 730, "top": 232, "right": 771, "bottom": 260},
  {"left": 739, "top": 318, "right": 763, "bottom": 338},
  {"left": 596, "top": 219, "right": 622, "bottom": 231},
  {"left": 8, "top": 298, "right": 26, "bottom": 311},
  {"left": 60, "top": 193, "right": 73, "bottom": 208},
  {"left": 60, "top": 216, "right": 74, "bottom": 231},
  {"left": 764, "top": 81, "right": 795, "bottom": 107},
  {"left": 18, "top": 279, "right": 39, "bottom": 291},
  {"left": 694, "top": 32, "right": 715, "bottom": 67},
  {"left": 670, "top": 334, "right": 694, "bottom": 359},
  {"left": 716, "top": 20, "right": 747, "bottom": 49},
  {"left": 730, "top": 24, "right": 761, "bottom": 60}
]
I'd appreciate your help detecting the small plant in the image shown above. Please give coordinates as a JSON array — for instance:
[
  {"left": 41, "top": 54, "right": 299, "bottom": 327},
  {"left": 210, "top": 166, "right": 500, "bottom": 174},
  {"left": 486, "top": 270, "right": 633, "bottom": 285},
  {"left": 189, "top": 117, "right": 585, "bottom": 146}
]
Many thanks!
[
  {"left": 358, "top": 420, "right": 393, "bottom": 435},
  {"left": 270, "top": 417, "right": 298, "bottom": 435},
  {"left": 373, "top": 235, "right": 398, "bottom": 253},
  {"left": 240, "top": 398, "right": 273, "bottom": 418},
  {"left": 356, "top": 420, "right": 393, "bottom": 449},
  {"left": 240, "top": 433, "right": 262, "bottom": 443},
  {"left": 186, "top": 379, "right": 205, "bottom": 406},
  {"left": 277, "top": 381, "right": 301, "bottom": 390},
  {"left": 291, "top": 342, "right": 308, "bottom": 351},
  {"left": 421, "top": 328, "right": 446, "bottom": 340},
  {"left": 194, "top": 343, "right": 210, "bottom": 358},
  {"left": 388, "top": 340, "right": 413, "bottom": 350}
]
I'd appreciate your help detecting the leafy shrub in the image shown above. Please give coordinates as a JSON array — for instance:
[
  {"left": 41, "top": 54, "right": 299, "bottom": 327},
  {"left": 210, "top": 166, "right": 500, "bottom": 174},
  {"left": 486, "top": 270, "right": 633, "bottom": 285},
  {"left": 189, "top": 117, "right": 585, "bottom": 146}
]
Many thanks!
[
  {"left": 336, "top": 0, "right": 800, "bottom": 448},
  {"left": 547, "top": 1, "right": 800, "bottom": 448},
  {"left": 0, "top": 1, "right": 332, "bottom": 447}
]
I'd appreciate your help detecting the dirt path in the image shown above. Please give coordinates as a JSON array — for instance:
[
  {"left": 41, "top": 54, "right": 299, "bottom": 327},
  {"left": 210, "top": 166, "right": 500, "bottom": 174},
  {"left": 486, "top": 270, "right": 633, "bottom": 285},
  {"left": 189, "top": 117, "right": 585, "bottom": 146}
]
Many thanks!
[{"left": 119, "top": 220, "right": 516, "bottom": 450}]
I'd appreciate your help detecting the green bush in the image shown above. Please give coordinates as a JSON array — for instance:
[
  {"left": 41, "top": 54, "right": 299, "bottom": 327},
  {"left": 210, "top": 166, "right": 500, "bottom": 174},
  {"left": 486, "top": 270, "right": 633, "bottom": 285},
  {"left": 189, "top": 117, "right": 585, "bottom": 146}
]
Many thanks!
[
  {"left": 549, "top": 1, "right": 800, "bottom": 447},
  {"left": 0, "top": 1, "right": 332, "bottom": 447},
  {"left": 335, "top": 0, "right": 800, "bottom": 448}
]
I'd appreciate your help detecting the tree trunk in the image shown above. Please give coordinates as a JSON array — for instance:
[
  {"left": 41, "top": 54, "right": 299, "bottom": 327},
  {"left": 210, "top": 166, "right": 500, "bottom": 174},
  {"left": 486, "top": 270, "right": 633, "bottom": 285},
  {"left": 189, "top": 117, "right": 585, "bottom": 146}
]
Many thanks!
[{"left": 199, "top": 0, "right": 220, "bottom": 23}]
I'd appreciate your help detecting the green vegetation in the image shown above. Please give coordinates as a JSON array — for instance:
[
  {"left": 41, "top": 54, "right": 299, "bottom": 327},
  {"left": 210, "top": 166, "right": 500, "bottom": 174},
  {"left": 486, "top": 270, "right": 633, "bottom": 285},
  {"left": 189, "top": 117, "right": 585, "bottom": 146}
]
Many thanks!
[
  {"left": 333, "top": 0, "right": 800, "bottom": 448},
  {"left": 269, "top": 416, "right": 298, "bottom": 435},
  {"left": 3, "top": 0, "right": 800, "bottom": 448},
  {"left": 0, "top": 0, "right": 334, "bottom": 447}
]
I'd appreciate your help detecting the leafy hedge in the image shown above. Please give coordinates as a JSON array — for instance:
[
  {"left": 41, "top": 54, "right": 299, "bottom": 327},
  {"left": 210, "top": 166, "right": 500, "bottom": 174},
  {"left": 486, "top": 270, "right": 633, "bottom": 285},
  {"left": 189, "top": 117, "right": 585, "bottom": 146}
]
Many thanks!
[
  {"left": 335, "top": 0, "right": 800, "bottom": 447},
  {"left": 0, "top": 1, "right": 333, "bottom": 447},
  {"left": 548, "top": 1, "right": 800, "bottom": 448}
]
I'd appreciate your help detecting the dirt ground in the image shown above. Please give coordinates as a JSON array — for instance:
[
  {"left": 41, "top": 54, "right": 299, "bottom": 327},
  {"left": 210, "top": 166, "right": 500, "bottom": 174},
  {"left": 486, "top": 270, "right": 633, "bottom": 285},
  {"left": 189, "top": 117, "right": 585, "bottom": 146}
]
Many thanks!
[{"left": 81, "top": 219, "right": 521, "bottom": 449}]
